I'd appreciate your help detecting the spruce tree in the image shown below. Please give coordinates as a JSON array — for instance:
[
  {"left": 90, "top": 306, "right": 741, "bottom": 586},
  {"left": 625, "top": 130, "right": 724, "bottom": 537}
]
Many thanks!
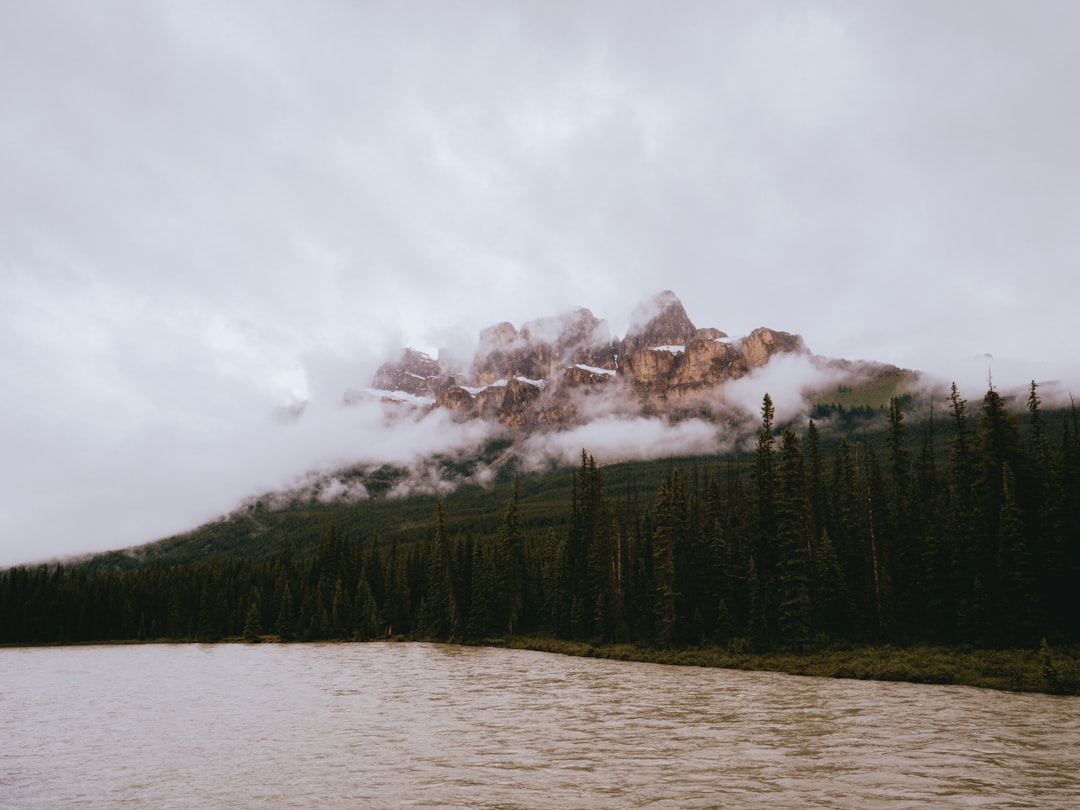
[
  {"left": 495, "top": 479, "right": 526, "bottom": 635},
  {"left": 775, "top": 428, "right": 812, "bottom": 645},
  {"left": 996, "top": 464, "right": 1040, "bottom": 645},
  {"left": 651, "top": 471, "right": 684, "bottom": 648},
  {"left": 243, "top": 596, "right": 262, "bottom": 642},
  {"left": 466, "top": 541, "right": 495, "bottom": 639},
  {"left": 424, "top": 502, "right": 460, "bottom": 638},
  {"left": 276, "top": 582, "right": 295, "bottom": 640},
  {"left": 752, "top": 393, "right": 778, "bottom": 641},
  {"left": 353, "top": 574, "right": 380, "bottom": 640}
]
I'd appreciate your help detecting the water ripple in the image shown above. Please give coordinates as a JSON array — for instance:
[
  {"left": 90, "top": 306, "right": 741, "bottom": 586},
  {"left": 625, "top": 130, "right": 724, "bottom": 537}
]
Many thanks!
[{"left": 2, "top": 643, "right": 1078, "bottom": 809}]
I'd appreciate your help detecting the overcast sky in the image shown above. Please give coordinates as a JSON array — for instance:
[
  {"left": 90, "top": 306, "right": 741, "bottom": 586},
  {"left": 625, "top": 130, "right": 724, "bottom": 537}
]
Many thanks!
[{"left": 3, "top": 1, "right": 1080, "bottom": 566}]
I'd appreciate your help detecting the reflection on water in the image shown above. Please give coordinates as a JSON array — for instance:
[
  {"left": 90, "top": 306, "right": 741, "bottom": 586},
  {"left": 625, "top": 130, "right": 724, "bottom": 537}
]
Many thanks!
[{"left": 2, "top": 643, "right": 1078, "bottom": 808}]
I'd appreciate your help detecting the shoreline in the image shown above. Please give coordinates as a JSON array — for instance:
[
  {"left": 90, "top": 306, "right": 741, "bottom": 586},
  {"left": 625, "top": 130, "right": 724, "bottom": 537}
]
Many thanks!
[
  {"left": 491, "top": 637, "right": 1080, "bottom": 695},
  {"left": 4, "top": 635, "right": 1077, "bottom": 695}
]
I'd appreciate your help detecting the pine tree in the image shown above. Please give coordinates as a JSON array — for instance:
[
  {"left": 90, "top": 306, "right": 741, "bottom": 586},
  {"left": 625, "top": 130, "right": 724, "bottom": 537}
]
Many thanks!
[
  {"left": 996, "top": 463, "right": 1040, "bottom": 645},
  {"left": 466, "top": 540, "right": 495, "bottom": 639},
  {"left": 752, "top": 393, "right": 778, "bottom": 641},
  {"left": 353, "top": 573, "right": 380, "bottom": 640},
  {"left": 651, "top": 470, "right": 685, "bottom": 648},
  {"left": 917, "top": 420, "right": 953, "bottom": 641},
  {"left": 864, "top": 444, "right": 893, "bottom": 639},
  {"left": 804, "top": 420, "right": 826, "bottom": 554},
  {"left": 946, "top": 382, "right": 978, "bottom": 617},
  {"left": 973, "top": 384, "right": 1025, "bottom": 630},
  {"left": 775, "top": 428, "right": 812, "bottom": 645},
  {"left": 539, "top": 528, "right": 564, "bottom": 633},
  {"left": 495, "top": 479, "right": 525, "bottom": 635},
  {"left": 829, "top": 437, "right": 865, "bottom": 633},
  {"left": 243, "top": 595, "right": 262, "bottom": 642},
  {"left": 276, "top": 581, "right": 295, "bottom": 640},
  {"left": 330, "top": 578, "right": 350, "bottom": 639},
  {"left": 423, "top": 502, "right": 460, "bottom": 638},
  {"left": 813, "top": 530, "right": 852, "bottom": 638},
  {"left": 886, "top": 396, "right": 922, "bottom": 636}
]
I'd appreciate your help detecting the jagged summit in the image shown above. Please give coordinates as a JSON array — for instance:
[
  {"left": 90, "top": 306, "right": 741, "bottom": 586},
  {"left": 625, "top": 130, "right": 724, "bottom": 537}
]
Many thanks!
[
  {"left": 371, "top": 348, "right": 442, "bottom": 398},
  {"left": 357, "top": 291, "right": 861, "bottom": 430},
  {"left": 622, "top": 290, "right": 699, "bottom": 356}
]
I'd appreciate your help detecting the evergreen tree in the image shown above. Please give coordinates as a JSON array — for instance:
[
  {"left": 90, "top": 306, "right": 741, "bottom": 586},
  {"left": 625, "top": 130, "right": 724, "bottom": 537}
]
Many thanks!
[
  {"left": 946, "top": 382, "right": 978, "bottom": 603},
  {"left": 804, "top": 420, "right": 826, "bottom": 555},
  {"left": 863, "top": 444, "right": 893, "bottom": 639},
  {"left": 243, "top": 595, "right": 262, "bottom": 642},
  {"left": 276, "top": 581, "right": 295, "bottom": 640},
  {"left": 353, "top": 573, "right": 380, "bottom": 640},
  {"left": 829, "top": 437, "right": 865, "bottom": 631},
  {"left": 495, "top": 480, "right": 526, "bottom": 635},
  {"left": 886, "top": 397, "right": 920, "bottom": 634},
  {"left": 651, "top": 470, "right": 685, "bottom": 648},
  {"left": 423, "top": 502, "right": 460, "bottom": 638},
  {"left": 466, "top": 541, "right": 496, "bottom": 639},
  {"left": 996, "top": 463, "right": 1040, "bottom": 645},
  {"left": 752, "top": 393, "right": 778, "bottom": 640},
  {"left": 917, "top": 420, "right": 953, "bottom": 641},
  {"left": 775, "top": 428, "right": 812, "bottom": 645},
  {"left": 813, "top": 530, "right": 852, "bottom": 638}
]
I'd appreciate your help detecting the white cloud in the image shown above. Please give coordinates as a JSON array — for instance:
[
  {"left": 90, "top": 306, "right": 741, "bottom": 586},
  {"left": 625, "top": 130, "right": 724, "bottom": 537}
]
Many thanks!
[
  {"left": 519, "top": 417, "right": 730, "bottom": 469},
  {"left": 2, "top": 1, "right": 1080, "bottom": 564}
]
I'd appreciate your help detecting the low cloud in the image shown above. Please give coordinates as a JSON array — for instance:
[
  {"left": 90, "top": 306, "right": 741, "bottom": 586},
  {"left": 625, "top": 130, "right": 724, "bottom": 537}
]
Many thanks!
[
  {"left": 518, "top": 415, "right": 732, "bottom": 468},
  {"left": 722, "top": 353, "right": 853, "bottom": 425},
  {"left": 0, "top": 375, "right": 501, "bottom": 566}
]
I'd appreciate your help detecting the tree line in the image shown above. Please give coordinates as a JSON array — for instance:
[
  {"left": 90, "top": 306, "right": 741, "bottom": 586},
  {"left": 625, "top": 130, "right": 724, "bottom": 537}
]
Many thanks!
[{"left": 2, "top": 381, "right": 1078, "bottom": 649}]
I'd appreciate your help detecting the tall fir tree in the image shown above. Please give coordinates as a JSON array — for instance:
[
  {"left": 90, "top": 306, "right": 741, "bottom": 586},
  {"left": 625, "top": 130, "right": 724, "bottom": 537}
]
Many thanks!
[{"left": 775, "top": 428, "right": 812, "bottom": 645}]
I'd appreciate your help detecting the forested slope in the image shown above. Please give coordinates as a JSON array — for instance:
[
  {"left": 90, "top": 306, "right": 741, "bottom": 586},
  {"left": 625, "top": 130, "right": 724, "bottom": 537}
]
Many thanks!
[{"left": 4, "top": 382, "right": 1078, "bottom": 657}]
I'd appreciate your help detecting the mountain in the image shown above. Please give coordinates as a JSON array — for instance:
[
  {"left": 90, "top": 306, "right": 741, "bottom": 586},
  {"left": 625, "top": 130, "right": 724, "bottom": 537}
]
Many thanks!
[
  {"left": 355, "top": 290, "right": 906, "bottom": 430},
  {"left": 71, "top": 291, "right": 918, "bottom": 569}
]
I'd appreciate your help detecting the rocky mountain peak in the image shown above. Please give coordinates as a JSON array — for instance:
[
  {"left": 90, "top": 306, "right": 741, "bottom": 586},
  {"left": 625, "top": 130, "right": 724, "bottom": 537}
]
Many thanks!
[
  {"left": 622, "top": 290, "right": 697, "bottom": 355},
  {"left": 521, "top": 307, "right": 610, "bottom": 357},
  {"left": 371, "top": 348, "right": 442, "bottom": 397},
  {"left": 360, "top": 290, "right": 876, "bottom": 431}
]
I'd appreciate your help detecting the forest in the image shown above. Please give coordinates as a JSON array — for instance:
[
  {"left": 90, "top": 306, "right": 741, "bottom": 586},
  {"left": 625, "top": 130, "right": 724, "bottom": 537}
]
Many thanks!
[{"left": 2, "top": 381, "right": 1079, "bottom": 655}]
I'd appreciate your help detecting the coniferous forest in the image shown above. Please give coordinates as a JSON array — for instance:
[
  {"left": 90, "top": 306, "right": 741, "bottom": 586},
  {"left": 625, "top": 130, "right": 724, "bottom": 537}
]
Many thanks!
[{"left": 3, "top": 382, "right": 1079, "bottom": 665}]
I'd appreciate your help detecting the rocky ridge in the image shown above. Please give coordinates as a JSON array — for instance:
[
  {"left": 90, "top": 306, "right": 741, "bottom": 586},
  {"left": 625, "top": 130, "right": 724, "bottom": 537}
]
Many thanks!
[{"left": 358, "top": 291, "right": 828, "bottom": 429}]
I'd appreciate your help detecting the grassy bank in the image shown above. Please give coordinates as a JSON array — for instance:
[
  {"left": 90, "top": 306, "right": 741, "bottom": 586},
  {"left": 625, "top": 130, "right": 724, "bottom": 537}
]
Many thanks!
[{"left": 491, "top": 637, "right": 1080, "bottom": 695}]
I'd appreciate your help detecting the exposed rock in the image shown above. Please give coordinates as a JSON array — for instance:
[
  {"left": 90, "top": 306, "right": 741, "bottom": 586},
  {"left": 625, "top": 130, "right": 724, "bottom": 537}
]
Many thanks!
[
  {"left": 621, "top": 290, "right": 697, "bottom": 357},
  {"left": 472, "top": 322, "right": 520, "bottom": 384},
  {"left": 693, "top": 327, "right": 728, "bottom": 341},
  {"left": 364, "top": 290, "right": 831, "bottom": 432},
  {"left": 496, "top": 378, "right": 542, "bottom": 429},
  {"left": 675, "top": 338, "right": 747, "bottom": 386},
  {"left": 563, "top": 364, "right": 618, "bottom": 387},
  {"left": 479, "top": 321, "right": 518, "bottom": 350},
  {"left": 372, "top": 348, "right": 443, "bottom": 397},
  {"left": 741, "top": 328, "right": 807, "bottom": 369},
  {"left": 473, "top": 308, "right": 616, "bottom": 385},
  {"left": 623, "top": 346, "right": 682, "bottom": 390},
  {"left": 434, "top": 386, "right": 477, "bottom": 420}
]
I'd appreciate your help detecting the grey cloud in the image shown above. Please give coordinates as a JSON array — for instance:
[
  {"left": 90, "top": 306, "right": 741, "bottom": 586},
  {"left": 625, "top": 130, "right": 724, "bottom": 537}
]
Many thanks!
[{"left": 3, "top": 1, "right": 1079, "bottom": 564}]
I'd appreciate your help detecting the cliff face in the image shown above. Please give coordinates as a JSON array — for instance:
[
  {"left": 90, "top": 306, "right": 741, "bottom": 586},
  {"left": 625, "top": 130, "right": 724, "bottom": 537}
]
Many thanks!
[
  {"left": 361, "top": 290, "right": 817, "bottom": 430},
  {"left": 371, "top": 348, "right": 444, "bottom": 397}
]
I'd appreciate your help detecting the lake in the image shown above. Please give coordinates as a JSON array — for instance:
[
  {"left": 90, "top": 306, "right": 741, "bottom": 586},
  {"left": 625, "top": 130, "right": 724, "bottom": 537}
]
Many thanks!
[{"left": 2, "top": 642, "right": 1078, "bottom": 808}]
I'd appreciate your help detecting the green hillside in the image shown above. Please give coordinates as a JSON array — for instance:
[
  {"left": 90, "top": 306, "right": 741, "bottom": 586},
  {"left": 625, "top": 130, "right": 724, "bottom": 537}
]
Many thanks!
[
  {"left": 5, "top": 384, "right": 1079, "bottom": 695},
  {"left": 80, "top": 369, "right": 928, "bottom": 571},
  {"left": 80, "top": 453, "right": 738, "bottom": 571}
]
